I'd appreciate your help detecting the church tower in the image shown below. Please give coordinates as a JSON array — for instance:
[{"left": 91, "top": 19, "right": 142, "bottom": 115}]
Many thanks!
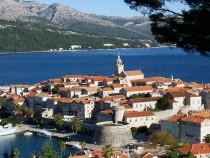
[{"left": 114, "top": 54, "right": 124, "bottom": 76}]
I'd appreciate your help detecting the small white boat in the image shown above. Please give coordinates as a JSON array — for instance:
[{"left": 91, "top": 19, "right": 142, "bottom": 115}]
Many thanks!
[
  {"left": 24, "top": 131, "right": 33, "bottom": 136},
  {"left": 0, "top": 123, "right": 16, "bottom": 136},
  {"left": 37, "top": 130, "right": 52, "bottom": 137}
]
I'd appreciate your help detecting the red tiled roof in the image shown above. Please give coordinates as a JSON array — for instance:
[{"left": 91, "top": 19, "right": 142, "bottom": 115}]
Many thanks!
[
  {"left": 181, "top": 116, "right": 205, "bottom": 123},
  {"left": 131, "top": 76, "right": 164, "bottom": 83},
  {"left": 191, "top": 111, "right": 210, "bottom": 118},
  {"left": 124, "top": 70, "right": 144, "bottom": 76},
  {"left": 27, "top": 91, "right": 37, "bottom": 97},
  {"left": 63, "top": 75, "right": 81, "bottom": 78},
  {"left": 123, "top": 86, "right": 155, "bottom": 92},
  {"left": 124, "top": 111, "right": 154, "bottom": 118},
  {"left": 162, "top": 115, "right": 185, "bottom": 123},
  {"left": 129, "top": 97, "right": 162, "bottom": 103},
  {"left": 101, "top": 110, "right": 113, "bottom": 115},
  {"left": 49, "top": 78, "right": 62, "bottom": 83},
  {"left": 177, "top": 143, "right": 210, "bottom": 155}
]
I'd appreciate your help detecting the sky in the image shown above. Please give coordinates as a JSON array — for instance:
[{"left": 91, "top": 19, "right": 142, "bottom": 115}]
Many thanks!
[{"left": 35, "top": 0, "right": 187, "bottom": 17}]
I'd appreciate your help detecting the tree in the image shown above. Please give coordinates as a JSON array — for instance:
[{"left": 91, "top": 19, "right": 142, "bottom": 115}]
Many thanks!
[
  {"left": 58, "top": 141, "right": 66, "bottom": 158},
  {"left": 0, "top": 96, "right": 5, "bottom": 106},
  {"left": 149, "top": 131, "right": 178, "bottom": 149},
  {"left": 23, "top": 107, "right": 34, "bottom": 122},
  {"left": 10, "top": 147, "right": 19, "bottom": 158},
  {"left": 79, "top": 141, "right": 86, "bottom": 150},
  {"left": 40, "top": 143, "right": 59, "bottom": 158},
  {"left": 157, "top": 97, "right": 168, "bottom": 110},
  {"left": 53, "top": 114, "right": 64, "bottom": 128},
  {"left": 102, "top": 144, "right": 114, "bottom": 158},
  {"left": 124, "top": 0, "right": 210, "bottom": 56},
  {"left": 11, "top": 102, "right": 22, "bottom": 115},
  {"left": 71, "top": 118, "right": 82, "bottom": 133},
  {"left": 203, "top": 134, "right": 210, "bottom": 143}
]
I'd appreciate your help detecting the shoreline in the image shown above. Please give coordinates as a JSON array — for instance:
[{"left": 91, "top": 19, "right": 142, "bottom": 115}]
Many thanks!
[{"left": 0, "top": 46, "right": 171, "bottom": 55}]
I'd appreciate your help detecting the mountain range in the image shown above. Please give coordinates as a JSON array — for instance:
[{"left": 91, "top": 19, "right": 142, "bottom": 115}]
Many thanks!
[{"left": 0, "top": 0, "right": 155, "bottom": 52}]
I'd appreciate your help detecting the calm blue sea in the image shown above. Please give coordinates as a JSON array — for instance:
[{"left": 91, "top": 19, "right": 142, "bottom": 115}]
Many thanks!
[
  {"left": 0, "top": 133, "right": 78, "bottom": 158},
  {"left": 0, "top": 48, "right": 209, "bottom": 86}
]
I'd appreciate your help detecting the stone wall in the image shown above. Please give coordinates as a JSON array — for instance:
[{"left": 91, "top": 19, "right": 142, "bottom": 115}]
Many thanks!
[{"left": 93, "top": 122, "right": 133, "bottom": 146}]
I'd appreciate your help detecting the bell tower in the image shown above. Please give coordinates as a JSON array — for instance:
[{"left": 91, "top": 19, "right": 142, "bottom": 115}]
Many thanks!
[{"left": 114, "top": 54, "right": 124, "bottom": 76}]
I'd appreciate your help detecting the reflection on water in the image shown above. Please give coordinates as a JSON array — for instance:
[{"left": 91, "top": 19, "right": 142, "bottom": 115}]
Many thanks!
[{"left": 0, "top": 133, "right": 79, "bottom": 158}]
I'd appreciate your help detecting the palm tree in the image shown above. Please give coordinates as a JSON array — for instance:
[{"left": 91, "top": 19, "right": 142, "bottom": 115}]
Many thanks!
[
  {"left": 79, "top": 141, "right": 86, "bottom": 150},
  {"left": 11, "top": 102, "right": 22, "bottom": 116},
  {"left": 102, "top": 144, "right": 114, "bottom": 158},
  {"left": 58, "top": 141, "right": 66, "bottom": 158},
  {"left": 71, "top": 118, "right": 82, "bottom": 133},
  {"left": 10, "top": 147, "right": 19, "bottom": 158},
  {"left": 53, "top": 114, "right": 64, "bottom": 128},
  {"left": 23, "top": 107, "right": 35, "bottom": 121}
]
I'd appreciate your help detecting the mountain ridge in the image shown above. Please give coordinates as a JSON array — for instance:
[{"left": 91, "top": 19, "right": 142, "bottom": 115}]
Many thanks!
[{"left": 0, "top": 0, "right": 152, "bottom": 39}]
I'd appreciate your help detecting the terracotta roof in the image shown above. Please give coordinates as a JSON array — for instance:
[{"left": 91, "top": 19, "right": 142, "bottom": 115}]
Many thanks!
[
  {"left": 69, "top": 87, "right": 82, "bottom": 91},
  {"left": 162, "top": 115, "right": 185, "bottom": 123},
  {"left": 101, "top": 110, "right": 113, "bottom": 115},
  {"left": 103, "top": 77, "right": 115, "bottom": 82},
  {"left": 129, "top": 97, "right": 162, "bottom": 103},
  {"left": 92, "top": 76, "right": 107, "bottom": 81},
  {"left": 103, "top": 95, "right": 126, "bottom": 101},
  {"left": 124, "top": 70, "right": 144, "bottom": 76},
  {"left": 111, "top": 84, "right": 124, "bottom": 88},
  {"left": 49, "top": 78, "right": 62, "bottom": 84},
  {"left": 14, "top": 97, "right": 25, "bottom": 102},
  {"left": 177, "top": 143, "right": 210, "bottom": 155},
  {"left": 181, "top": 116, "right": 205, "bottom": 123},
  {"left": 191, "top": 111, "right": 210, "bottom": 118},
  {"left": 91, "top": 150, "right": 128, "bottom": 158},
  {"left": 102, "top": 87, "right": 113, "bottom": 91},
  {"left": 124, "top": 111, "right": 154, "bottom": 118},
  {"left": 123, "top": 86, "right": 155, "bottom": 92},
  {"left": 59, "top": 87, "right": 69, "bottom": 91},
  {"left": 166, "top": 91, "right": 188, "bottom": 98},
  {"left": 27, "top": 91, "right": 37, "bottom": 97},
  {"left": 63, "top": 75, "right": 81, "bottom": 78},
  {"left": 131, "top": 76, "right": 164, "bottom": 83}
]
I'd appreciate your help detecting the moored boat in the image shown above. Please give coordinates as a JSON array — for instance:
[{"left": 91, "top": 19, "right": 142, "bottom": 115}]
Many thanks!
[
  {"left": 0, "top": 123, "right": 16, "bottom": 136},
  {"left": 24, "top": 131, "right": 33, "bottom": 136},
  {"left": 37, "top": 130, "right": 52, "bottom": 137}
]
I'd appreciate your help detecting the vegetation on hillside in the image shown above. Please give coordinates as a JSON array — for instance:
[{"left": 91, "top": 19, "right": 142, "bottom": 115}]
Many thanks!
[{"left": 0, "top": 20, "right": 156, "bottom": 53}]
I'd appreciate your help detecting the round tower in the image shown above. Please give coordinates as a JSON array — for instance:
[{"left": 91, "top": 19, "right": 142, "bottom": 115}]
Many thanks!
[
  {"left": 112, "top": 105, "right": 125, "bottom": 123},
  {"left": 114, "top": 54, "right": 124, "bottom": 76}
]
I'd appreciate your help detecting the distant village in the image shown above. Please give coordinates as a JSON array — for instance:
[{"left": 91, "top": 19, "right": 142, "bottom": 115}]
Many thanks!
[{"left": 1, "top": 55, "right": 210, "bottom": 157}]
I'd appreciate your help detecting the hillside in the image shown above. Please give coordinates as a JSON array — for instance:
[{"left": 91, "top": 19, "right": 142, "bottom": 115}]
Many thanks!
[{"left": 0, "top": 0, "right": 156, "bottom": 52}]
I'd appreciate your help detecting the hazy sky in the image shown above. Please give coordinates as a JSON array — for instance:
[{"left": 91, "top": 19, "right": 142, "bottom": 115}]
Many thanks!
[{"left": 35, "top": 0, "right": 187, "bottom": 17}]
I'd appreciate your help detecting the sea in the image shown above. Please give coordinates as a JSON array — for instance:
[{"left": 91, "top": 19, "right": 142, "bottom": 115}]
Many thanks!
[
  {"left": 0, "top": 47, "right": 210, "bottom": 86},
  {"left": 0, "top": 47, "right": 210, "bottom": 157}
]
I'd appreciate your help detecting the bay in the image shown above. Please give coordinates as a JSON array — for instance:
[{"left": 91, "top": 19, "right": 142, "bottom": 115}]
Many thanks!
[
  {"left": 0, "top": 133, "right": 78, "bottom": 157},
  {"left": 0, "top": 47, "right": 210, "bottom": 86}
]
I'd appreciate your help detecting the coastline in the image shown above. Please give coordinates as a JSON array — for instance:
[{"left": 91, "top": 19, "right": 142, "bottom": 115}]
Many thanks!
[{"left": 0, "top": 46, "right": 171, "bottom": 55}]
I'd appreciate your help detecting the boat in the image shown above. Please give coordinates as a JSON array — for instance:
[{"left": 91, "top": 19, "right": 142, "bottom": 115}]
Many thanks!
[
  {"left": 37, "top": 130, "right": 52, "bottom": 137},
  {"left": 0, "top": 123, "right": 16, "bottom": 136},
  {"left": 24, "top": 131, "right": 33, "bottom": 136}
]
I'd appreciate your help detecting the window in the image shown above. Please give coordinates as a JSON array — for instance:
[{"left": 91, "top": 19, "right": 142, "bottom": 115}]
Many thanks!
[
  {"left": 130, "top": 119, "right": 132, "bottom": 122},
  {"left": 135, "top": 118, "right": 137, "bottom": 122}
]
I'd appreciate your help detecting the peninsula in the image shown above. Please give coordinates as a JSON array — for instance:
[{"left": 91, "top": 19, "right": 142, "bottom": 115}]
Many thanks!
[{"left": 1, "top": 55, "right": 210, "bottom": 157}]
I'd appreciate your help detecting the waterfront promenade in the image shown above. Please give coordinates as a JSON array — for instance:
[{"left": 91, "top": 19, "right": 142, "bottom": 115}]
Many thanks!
[{"left": 16, "top": 124, "right": 131, "bottom": 153}]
